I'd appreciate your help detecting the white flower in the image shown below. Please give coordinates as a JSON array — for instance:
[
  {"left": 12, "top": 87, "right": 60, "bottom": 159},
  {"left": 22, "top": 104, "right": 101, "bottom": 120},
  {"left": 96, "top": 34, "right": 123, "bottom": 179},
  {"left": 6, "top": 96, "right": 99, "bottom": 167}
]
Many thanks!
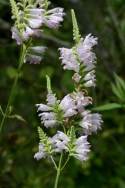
[
  {"left": 44, "top": 8, "right": 65, "bottom": 28},
  {"left": 26, "top": 8, "right": 44, "bottom": 29},
  {"left": 73, "top": 136, "right": 90, "bottom": 161},
  {"left": 77, "top": 34, "right": 97, "bottom": 71},
  {"left": 39, "top": 112, "right": 57, "bottom": 128},
  {"left": 51, "top": 131, "right": 70, "bottom": 152},
  {"left": 80, "top": 111, "right": 103, "bottom": 135},
  {"left": 84, "top": 80, "right": 96, "bottom": 87},
  {"left": 25, "top": 46, "right": 46, "bottom": 64},
  {"left": 83, "top": 34, "right": 98, "bottom": 50},
  {"left": 60, "top": 94, "right": 77, "bottom": 117},
  {"left": 36, "top": 104, "right": 51, "bottom": 111},
  {"left": 34, "top": 143, "right": 46, "bottom": 160},
  {"left": 28, "top": 19, "right": 43, "bottom": 29},
  {"left": 73, "top": 92, "right": 92, "bottom": 113},
  {"left": 25, "top": 54, "right": 42, "bottom": 64},
  {"left": 30, "top": 46, "right": 46, "bottom": 54},
  {"left": 84, "top": 70, "right": 96, "bottom": 87},
  {"left": 47, "top": 93, "right": 57, "bottom": 106},
  {"left": 22, "top": 26, "right": 35, "bottom": 40},
  {"left": 11, "top": 27, "right": 22, "bottom": 45},
  {"left": 44, "top": 120, "right": 57, "bottom": 128},
  {"left": 59, "top": 34, "right": 98, "bottom": 86},
  {"left": 36, "top": 93, "right": 58, "bottom": 128},
  {"left": 59, "top": 48, "right": 80, "bottom": 72}
]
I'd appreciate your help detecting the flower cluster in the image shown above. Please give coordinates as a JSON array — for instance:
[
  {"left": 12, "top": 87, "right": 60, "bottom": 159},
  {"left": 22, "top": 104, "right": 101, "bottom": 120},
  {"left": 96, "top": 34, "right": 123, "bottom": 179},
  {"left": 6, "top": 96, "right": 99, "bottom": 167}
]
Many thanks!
[
  {"left": 10, "top": 0, "right": 65, "bottom": 64},
  {"left": 11, "top": 0, "right": 65, "bottom": 45},
  {"left": 34, "top": 128, "right": 90, "bottom": 162},
  {"left": 59, "top": 34, "right": 97, "bottom": 87},
  {"left": 36, "top": 92, "right": 77, "bottom": 128},
  {"left": 34, "top": 10, "right": 103, "bottom": 164}
]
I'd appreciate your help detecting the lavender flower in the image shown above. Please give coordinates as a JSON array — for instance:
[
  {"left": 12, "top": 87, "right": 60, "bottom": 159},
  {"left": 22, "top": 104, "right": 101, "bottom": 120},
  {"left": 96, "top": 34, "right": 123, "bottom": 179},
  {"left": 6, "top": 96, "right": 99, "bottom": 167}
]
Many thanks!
[
  {"left": 11, "top": 1, "right": 65, "bottom": 45},
  {"left": 59, "top": 48, "right": 79, "bottom": 72},
  {"left": 84, "top": 70, "right": 96, "bottom": 87},
  {"left": 60, "top": 94, "right": 77, "bottom": 118},
  {"left": 59, "top": 34, "right": 98, "bottom": 87},
  {"left": 51, "top": 131, "right": 70, "bottom": 152},
  {"left": 34, "top": 143, "right": 46, "bottom": 160},
  {"left": 73, "top": 136, "right": 90, "bottom": 161},
  {"left": 11, "top": 27, "right": 23, "bottom": 45},
  {"left": 72, "top": 92, "right": 92, "bottom": 113},
  {"left": 36, "top": 93, "right": 77, "bottom": 128},
  {"left": 76, "top": 35, "right": 97, "bottom": 74},
  {"left": 80, "top": 111, "right": 103, "bottom": 135},
  {"left": 44, "top": 8, "right": 65, "bottom": 29},
  {"left": 26, "top": 8, "right": 44, "bottom": 29},
  {"left": 25, "top": 46, "right": 46, "bottom": 64}
]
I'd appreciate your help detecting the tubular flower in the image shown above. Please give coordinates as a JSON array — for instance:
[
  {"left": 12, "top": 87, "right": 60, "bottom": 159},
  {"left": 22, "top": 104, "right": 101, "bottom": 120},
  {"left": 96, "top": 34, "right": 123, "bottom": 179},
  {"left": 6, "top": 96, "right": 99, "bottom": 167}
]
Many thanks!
[
  {"left": 59, "top": 48, "right": 79, "bottom": 72},
  {"left": 12, "top": 7, "right": 44, "bottom": 44},
  {"left": 80, "top": 111, "right": 103, "bottom": 135},
  {"left": 25, "top": 46, "right": 46, "bottom": 64},
  {"left": 59, "top": 34, "right": 98, "bottom": 87},
  {"left": 72, "top": 136, "right": 90, "bottom": 161},
  {"left": 60, "top": 94, "right": 77, "bottom": 118},
  {"left": 36, "top": 93, "right": 77, "bottom": 128},
  {"left": 44, "top": 8, "right": 65, "bottom": 29},
  {"left": 51, "top": 131, "right": 70, "bottom": 152},
  {"left": 34, "top": 143, "right": 46, "bottom": 160},
  {"left": 11, "top": 1, "right": 65, "bottom": 45},
  {"left": 72, "top": 91, "right": 92, "bottom": 113}
]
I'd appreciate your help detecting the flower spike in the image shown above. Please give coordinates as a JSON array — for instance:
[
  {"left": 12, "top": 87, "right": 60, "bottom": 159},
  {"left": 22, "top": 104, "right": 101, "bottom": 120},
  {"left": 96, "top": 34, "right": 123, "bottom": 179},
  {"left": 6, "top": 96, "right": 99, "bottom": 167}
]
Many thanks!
[{"left": 71, "top": 9, "right": 81, "bottom": 44}]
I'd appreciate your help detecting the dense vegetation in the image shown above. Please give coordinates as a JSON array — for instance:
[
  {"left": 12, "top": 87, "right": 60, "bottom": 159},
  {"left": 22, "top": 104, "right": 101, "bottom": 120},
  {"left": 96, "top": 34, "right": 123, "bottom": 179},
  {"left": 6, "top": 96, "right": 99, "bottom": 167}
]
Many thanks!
[{"left": 0, "top": 0, "right": 125, "bottom": 187}]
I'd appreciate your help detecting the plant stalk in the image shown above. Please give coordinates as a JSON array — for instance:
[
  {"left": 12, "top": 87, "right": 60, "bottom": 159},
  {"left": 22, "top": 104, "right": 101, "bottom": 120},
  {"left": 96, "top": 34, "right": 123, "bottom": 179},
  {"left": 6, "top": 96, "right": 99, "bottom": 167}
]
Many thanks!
[
  {"left": 0, "top": 44, "right": 26, "bottom": 132},
  {"left": 54, "top": 154, "right": 63, "bottom": 188}
]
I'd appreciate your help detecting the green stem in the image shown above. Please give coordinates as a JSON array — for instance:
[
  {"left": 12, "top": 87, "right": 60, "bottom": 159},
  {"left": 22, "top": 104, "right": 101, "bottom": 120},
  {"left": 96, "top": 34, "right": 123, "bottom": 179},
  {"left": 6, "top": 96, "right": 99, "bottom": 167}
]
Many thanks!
[
  {"left": 0, "top": 44, "right": 26, "bottom": 132},
  {"left": 54, "top": 154, "right": 63, "bottom": 188},
  {"left": 61, "top": 156, "right": 70, "bottom": 171},
  {"left": 51, "top": 156, "right": 57, "bottom": 170}
]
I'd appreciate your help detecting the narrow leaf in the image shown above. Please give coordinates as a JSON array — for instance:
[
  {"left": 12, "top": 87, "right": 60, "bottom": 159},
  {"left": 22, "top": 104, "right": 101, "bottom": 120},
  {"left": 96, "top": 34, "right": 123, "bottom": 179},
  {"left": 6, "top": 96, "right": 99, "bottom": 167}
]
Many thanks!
[
  {"left": 93, "top": 103, "right": 123, "bottom": 111},
  {"left": 8, "top": 114, "right": 26, "bottom": 122}
]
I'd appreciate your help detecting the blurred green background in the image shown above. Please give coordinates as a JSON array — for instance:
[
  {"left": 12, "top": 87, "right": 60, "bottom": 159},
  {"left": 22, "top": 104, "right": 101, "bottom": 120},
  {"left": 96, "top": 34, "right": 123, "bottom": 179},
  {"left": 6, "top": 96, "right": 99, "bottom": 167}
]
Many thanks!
[{"left": 0, "top": 0, "right": 125, "bottom": 187}]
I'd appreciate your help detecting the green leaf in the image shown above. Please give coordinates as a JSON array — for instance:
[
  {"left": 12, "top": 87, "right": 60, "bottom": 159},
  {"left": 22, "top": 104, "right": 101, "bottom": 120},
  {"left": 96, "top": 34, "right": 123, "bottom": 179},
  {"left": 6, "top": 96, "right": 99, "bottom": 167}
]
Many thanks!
[
  {"left": 115, "top": 74, "right": 125, "bottom": 92},
  {"left": 8, "top": 114, "right": 26, "bottom": 122},
  {"left": 38, "top": 127, "right": 47, "bottom": 143},
  {"left": 93, "top": 103, "right": 123, "bottom": 111},
  {"left": 111, "top": 83, "right": 124, "bottom": 101},
  {"left": 112, "top": 74, "right": 125, "bottom": 102}
]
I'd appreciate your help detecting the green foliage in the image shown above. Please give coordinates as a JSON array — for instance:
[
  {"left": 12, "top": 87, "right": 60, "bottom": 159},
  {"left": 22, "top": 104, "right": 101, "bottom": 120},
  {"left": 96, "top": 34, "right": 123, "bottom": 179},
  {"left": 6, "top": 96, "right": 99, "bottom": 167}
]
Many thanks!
[
  {"left": 112, "top": 74, "right": 125, "bottom": 102},
  {"left": 94, "top": 103, "right": 123, "bottom": 111},
  {"left": 38, "top": 127, "right": 48, "bottom": 143},
  {"left": 95, "top": 74, "right": 125, "bottom": 111},
  {"left": 38, "top": 127, "right": 52, "bottom": 154}
]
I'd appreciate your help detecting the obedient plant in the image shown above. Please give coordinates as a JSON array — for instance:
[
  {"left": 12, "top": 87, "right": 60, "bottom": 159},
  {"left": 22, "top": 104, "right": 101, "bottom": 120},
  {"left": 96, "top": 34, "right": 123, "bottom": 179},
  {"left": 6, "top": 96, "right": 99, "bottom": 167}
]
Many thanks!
[
  {"left": 0, "top": 0, "right": 103, "bottom": 187},
  {"left": 0, "top": 0, "right": 65, "bottom": 131},
  {"left": 34, "top": 9, "right": 103, "bottom": 188}
]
